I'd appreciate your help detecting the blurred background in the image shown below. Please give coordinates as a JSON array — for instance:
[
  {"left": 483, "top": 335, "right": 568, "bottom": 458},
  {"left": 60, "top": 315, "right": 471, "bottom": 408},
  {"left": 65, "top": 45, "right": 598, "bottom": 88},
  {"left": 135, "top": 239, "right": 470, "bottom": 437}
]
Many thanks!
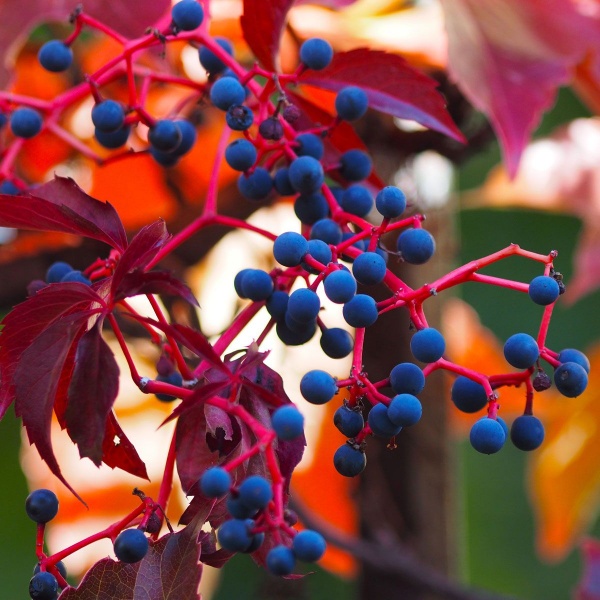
[{"left": 1, "top": 1, "right": 600, "bottom": 598}]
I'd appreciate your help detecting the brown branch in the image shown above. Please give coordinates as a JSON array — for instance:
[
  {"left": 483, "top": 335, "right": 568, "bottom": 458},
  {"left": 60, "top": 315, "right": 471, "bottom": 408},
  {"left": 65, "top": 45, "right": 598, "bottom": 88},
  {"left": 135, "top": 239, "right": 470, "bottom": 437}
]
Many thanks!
[{"left": 289, "top": 497, "right": 518, "bottom": 600}]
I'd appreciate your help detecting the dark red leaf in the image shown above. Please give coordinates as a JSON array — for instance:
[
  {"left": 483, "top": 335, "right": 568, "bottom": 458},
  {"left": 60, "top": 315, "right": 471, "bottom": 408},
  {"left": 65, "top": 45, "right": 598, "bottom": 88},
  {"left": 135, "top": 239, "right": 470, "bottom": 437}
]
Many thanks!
[
  {"left": 112, "top": 270, "right": 199, "bottom": 306},
  {"left": 299, "top": 49, "right": 466, "bottom": 142},
  {"left": 205, "top": 404, "right": 234, "bottom": 441},
  {"left": 0, "top": 283, "right": 103, "bottom": 417},
  {"left": 240, "top": 0, "right": 294, "bottom": 72},
  {"left": 111, "top": 220, "right": 170, "bottom": 290},
  {"left": 197, "top": 530, "right": 234, "bottom": 568},
  {"left": 162, "top": 381, "right": 229, "bottom": 426},
  {"left": 287, "top": 90, "right": 386, "bottom": 189},
  {"left": 65, "top": 322, "right": 120, "bottom": 466},
  {"left": 130, "top": 317, "right": 226, "bottom": 373},
  {"left": 101, "top": 412, "right": 149, "bottom": 479},
  {"left": 0, "top": 176, "right": 127, "bottom": 250},
  {"left": 15, "top": 311, "right": 96, "bottom": 501},
  {"left": 60, "top": 516, "right": 203, "bottom": 599}
]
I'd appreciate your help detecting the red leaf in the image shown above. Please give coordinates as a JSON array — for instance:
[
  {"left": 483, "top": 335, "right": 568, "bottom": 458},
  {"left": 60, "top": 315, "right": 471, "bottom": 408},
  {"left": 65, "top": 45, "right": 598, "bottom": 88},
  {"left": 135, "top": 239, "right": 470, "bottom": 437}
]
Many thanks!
[
  {"left": 131, "top": 317, "right": 226, "bottom": 373},
  {"left": 287, "top": 90, "right": 386, "bottom": 189},
  {"left": 574, "top": 538, "right": 600, "bottom": 600},
  {"left": 59, "top": 517, "right": 202, "bottom": 599},
  {"left": 0, "top": 176, "right": 127, "bottom": 250},
  {"left": 240, "top": 0, "right": 294, "bottom": 72},
  {"left": 112, "top": 271, "right": 199, "bottom": 306},
  {"left": 0, "top": 283, "right": 104, "bottom": 417},
  {"left": 101, "top": 412, "right": 149, "bottom": 479},
  {"left": 0, "top": 0, "right": 172, "bottom": 86},
  {"left": 65, "top": 322, "right": 120, "bottom": 466},
  {"left": 440, "top": 0, "right": 596, "bottom": 175},
  {"left": 111, "top": 220, "right": 170, "bottom": 288},
  {"left": 14, "top": 311, "right": 96, "bottom": 501},
  {"left": 298, "top": 49, "right": 465, "bottom": 142}
]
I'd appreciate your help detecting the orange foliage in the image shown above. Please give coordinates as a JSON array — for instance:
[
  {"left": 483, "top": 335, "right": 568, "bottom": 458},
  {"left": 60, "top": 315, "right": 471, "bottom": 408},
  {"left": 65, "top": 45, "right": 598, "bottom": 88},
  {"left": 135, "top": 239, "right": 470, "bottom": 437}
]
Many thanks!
[{"left": 291, "top": 387, "right": 358, "bottom": 578}]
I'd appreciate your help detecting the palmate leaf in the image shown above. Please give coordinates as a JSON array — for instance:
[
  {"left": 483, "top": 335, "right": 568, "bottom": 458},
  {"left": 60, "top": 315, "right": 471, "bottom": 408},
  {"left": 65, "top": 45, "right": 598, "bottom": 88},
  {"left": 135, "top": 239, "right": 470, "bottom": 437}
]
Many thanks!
[
  {"left": 0, "top": 176, "right": 127, "bottom": 251},
  {"left": 299, "top": 48, "right": 465, "bottom": 142},
  {"left": 59, "top": 515, "right": 203, "bottom": 600}
]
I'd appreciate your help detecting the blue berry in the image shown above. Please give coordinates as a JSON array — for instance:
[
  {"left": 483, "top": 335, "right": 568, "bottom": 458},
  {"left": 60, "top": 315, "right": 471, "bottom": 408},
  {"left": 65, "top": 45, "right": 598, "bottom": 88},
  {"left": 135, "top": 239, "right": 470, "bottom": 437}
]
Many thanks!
[
  {"left": 0, "top": 180, "right": 20, "bottom": 195},
  {"left": 46, "top": 261, "right": 73, "bottom": 283},
  {"left": 410, "top": 328, "right": 445, "bottom": 363},
  {"left": 155, "top": 371, "right": 183, "bottom": 402},
  {"left": 294, "top": 193, "right": 329, "bottom": 225},
  {"left": 258, "top": 116, "right": 284, "bottom": 141},
  {"left": 375, "top": 186, "right": 406, "bottom": 218},
  {"left": 25, "top": 489, "right": 59, "bottom": 524},
  {"left": 285, "top": 311, "right": 316, "bottom": 334},
  {"left": 510, "top": 415, "right": 544, "bottom": 451},
  {"left": 554, "top": 362, "right": 588, "bottom": 397},
  {"left": 397, "top": 228, "right": 435, "bottom": 265},
  {"left": 296, "top": 133, "right": 324, "bottom": 159},
  {"left": 237, "top": 167, "right": 273, "bottom": 200},
  {"left": 226, "top": 104, "right": 254, "bottom": 131},
  {"left": 450, "top": 376, "right": 489, "bottom": 413},
  {"left": 469, "top": 418, "right": 506, "bottom": 454},
  {"left": 352, "top": 251, "right": 387, "bottom": 285},
  {"left": 310, "top": 218, "right": 343, "bottom": 245},
  {"left": 0, "top": 112, "right": 6, "bottom": 129},
  {"left": 33, "top": 561, "right": 67, "bottom": 580},
  {"left": 300, "top": 370, "right": 337, "bottom": 405},
  {"left": 333, "top": 443, "right": 366, "bottom": 477},
  {"left": 503, "top": 333, "right": 539, "bottom": 369},
  {"left": 320, "top": 327, "right": 354, "bottom": 359},
  {"left": 343, "top": 294, "right": 378, "bottom": 328},
  {"left": 238, "top": 475, "right": 273, "bottom": 510},
  {"left": 151, "top": 147, "right": 180, "bottom": 167},
  {"left": 243, "top": 524, "right": 265, "bottom": 553},
  {"left": 239, "top": 269, "right": 274, "bottom": 301},
  {"left": 387, "top": 394, "right": 422, "bottom": 427},
  {"left": 273, "top": 232, "right": 308, "bottom": 266},
  {"left": 266, "top": 545, "right": 296, "bottom": 575},
  {"left": 10, "top": 107, "right": 43, "bottom": 138},
  {"left": 226, "top": 494, "right": 257, "bottom": 519},
  {"left": 324, "top": 269, "right": 357, "bottom": 304},
  {"left": 335, "top": 86, "right": 368, "bottom": 121},
  {"left": 218, "top": 519, "right": 253, "bottom": 552},
  {"left": 340, "top": 185, "right": 373, "bottom": 217},
  {"left": 266, "top": 291, "right": 289, "bottom": 320},
  {"left": 225, "top": 139, "right": 257, "bottom": 171},
  {"left": 29, "top": 571, "right": 58, "bottom": 600},
  {"left": 95, "top": 125, "right": 130, "bottom": 149},
  {"left": 558, "top": 348, "right": 590, "bottom": 373},
  {"left": 333, "top": 404, "right": 364, "bottom": 437},
  {"left": 276, "top": 319, "right": 316, "bottom": 346},
  {"left": 91, "top": 100, "right": 125, "bottom": 133},
  {"left": 389, "top": 363, "right": 425, "bottom": 396},
  {"left": 234, "top": 268, "right": 253, "bottom": 298},
  {"left": 171, "top": 0, "right": 204, "bottom": 31},
  {"left": 200, "top": 467, "right": 232, "bottom": 497},
  {"left": 302, "top": 239, "right": 332, "bottom": 273},
  {"left": 528, "top": 275, "right": 560, "bottom": 305},
  {"left": 149, "top": 120, "right": 182, "bottom": 153},
  {"left": 113, "top": 529, "right": 149, "bottom": 563},
  {"left": 172, "top": 119, "right": 197, "bottom": 155},
  {"left": 287, "top": 288, "right": 320, "bottom": 322},
  {"left": 367, "top": 403, "right": 402, "bottom": 438},
  {"left": 293, "top": 530, "right": 326, "bottom": 562},
  {"left": 288, "top": 156, "right": 324, "bottom": 194},
  {"left": 210, "top": 77, "right": 246, "bottom": 111},
  {"left": 199, "top": 37, "right": 234, "bottom": 74},
  {"left": 299, "top": 38, "right": 333, "bottom": 70},
  {"left": 339, "top": 149, "right": 372, "bottom": 181},
  {"left": 38, "top": 40, "right": 73, "bottom": 72},
  {"left": 60, "top": 270, "right": 91, "bottom": 285},
  {"left": 272, "top": 405, "right": 304, "bottom": 440},
  {"left": 273, "top": 167, "right": 295, "bottom": 196}
]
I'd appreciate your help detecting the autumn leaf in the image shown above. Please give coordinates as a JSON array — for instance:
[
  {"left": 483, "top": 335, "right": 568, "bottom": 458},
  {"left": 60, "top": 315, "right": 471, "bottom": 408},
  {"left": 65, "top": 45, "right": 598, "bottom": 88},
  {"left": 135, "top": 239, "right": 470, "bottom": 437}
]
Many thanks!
[
  {"left": 299, "top": 48, "right": 465, "bottom": 142},
  {"left": 440, "top": 0, "right": 600, "bottom": 176},
  {"left": 461, "top": 117, "right": 600, "bottom": 301},
  {"left": 59, "top": 516, "right": 203, "bottom": 599}
]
